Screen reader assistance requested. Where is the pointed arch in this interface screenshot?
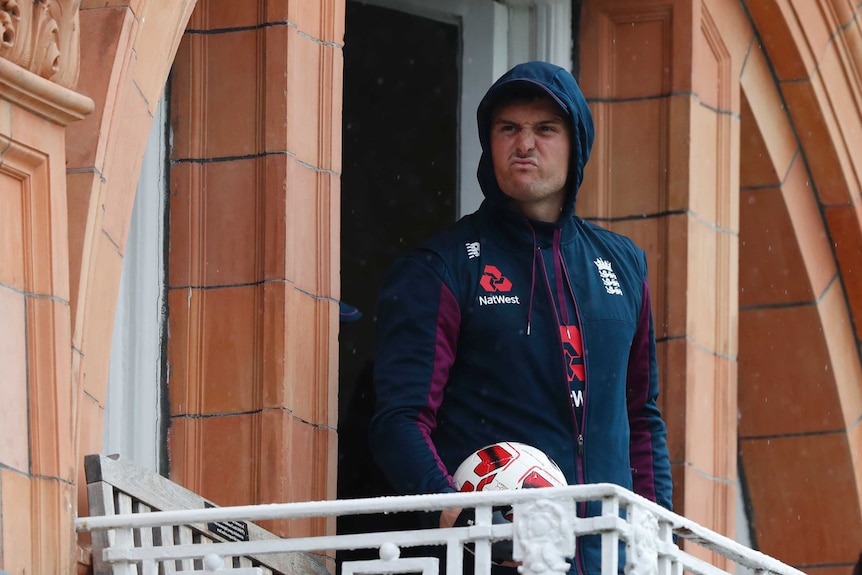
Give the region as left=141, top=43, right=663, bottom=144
left=737, top=1, right=862, bottom=570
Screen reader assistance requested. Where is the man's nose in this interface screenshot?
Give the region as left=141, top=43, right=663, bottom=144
left=514, top=128, right=535, bottom=153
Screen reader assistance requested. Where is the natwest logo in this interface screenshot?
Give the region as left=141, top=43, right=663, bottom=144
left=479, top=265, right=512, bottom=293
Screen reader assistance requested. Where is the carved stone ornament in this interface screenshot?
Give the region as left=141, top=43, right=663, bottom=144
left=0, top=0, right=80, bottom=88
left=512, top=498, right=576, bottom=575
left=625, top=505, right=660, bottom=575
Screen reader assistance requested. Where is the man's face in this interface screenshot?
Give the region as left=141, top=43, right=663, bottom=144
left=490, top=96, right=571, bottom=222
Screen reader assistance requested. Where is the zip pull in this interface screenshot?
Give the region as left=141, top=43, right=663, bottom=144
left=577, top=434, right=584, bottom=456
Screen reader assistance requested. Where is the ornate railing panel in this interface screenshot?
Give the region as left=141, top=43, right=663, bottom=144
left=76, top=483, right=806, bottom=575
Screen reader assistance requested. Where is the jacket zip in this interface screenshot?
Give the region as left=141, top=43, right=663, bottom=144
left=552, top=240, right=590, bottom=575
left=535, top=229, right=589, bottom=575
left=536, top=245, right=586, bottom=461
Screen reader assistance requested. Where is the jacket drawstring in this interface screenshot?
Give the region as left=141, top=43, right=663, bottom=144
left=526, top=223, right=538, bottom=336
left=527, top=223, right=574, bottom=335
left=552, top=228, right=571, bottom=336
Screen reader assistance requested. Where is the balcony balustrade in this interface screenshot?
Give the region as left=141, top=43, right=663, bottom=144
left=75, top=482, right=806, bottom=575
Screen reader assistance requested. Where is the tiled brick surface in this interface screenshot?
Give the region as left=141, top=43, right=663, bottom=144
left=284, top=159, right=332, bottom=293
left=133, top=1, right=198, bottom=114
left=782, top=157, right=839, bottom=297
left=65, top=170, right=99, bottom=322
left=740, top=50, right=799, bottom=181
left=0, top=288, right=28, bottom=472
left=283, top=286, right=331, bottom=425
left=739, top=93, right=782, bottom=189
left=263, top=155, right=289, bottom=280
left=169, top=413, right=259, bottom=506
left=261, top=283, right=287, bottom=410
left=0, top=173, right=26, bottom=290
left=739, top=184, right=816, bottom=307
left=188, top=0, right=260, bottom=30
left=27, top=296, right=75, bottom=480
left=676, top=465, right=735, bottom=569
left=741, top=432, right=862, bottom=565
left=746, top=1, right=812, bottom=81
left=69, top=5, right=138, bottom=171
left=739, top=303, right=842, bottom=437
left=781, top=77, right=852, bottom=207
left=201, top=30, right=260, bottom=158
left=825, top=202, right=862, bottom=327
left=168, top=284, right=261, bottom=415
left=77, top=233, right=124, bottom=402
left=1, top=468, right=35, bottom=574
left=263, top=23, right=291, bottom=153
left=286, top=30, right=323, bottom=165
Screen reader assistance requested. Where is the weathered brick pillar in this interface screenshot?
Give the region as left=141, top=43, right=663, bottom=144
left=579, top=0, right=741, bottom=566
left=167, top=1, right=343, bottom=545
left=0, top=2, right=93, bottom=573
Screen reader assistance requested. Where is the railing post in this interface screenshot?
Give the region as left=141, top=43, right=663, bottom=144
left=512, top=498, right=576, bottom=575
left=601, top=495, right=621, bottom=575
left=657, top=518, right=674, bottom=575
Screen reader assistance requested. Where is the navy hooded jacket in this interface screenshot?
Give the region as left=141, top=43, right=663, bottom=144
left=369, top=62, right=672, bottom=574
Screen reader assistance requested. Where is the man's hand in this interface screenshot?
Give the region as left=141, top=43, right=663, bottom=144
left=440, top=507, right=463, bottom=528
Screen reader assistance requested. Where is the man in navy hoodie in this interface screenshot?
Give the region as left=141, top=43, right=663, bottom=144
left=369, top=61, right=673, bottom=574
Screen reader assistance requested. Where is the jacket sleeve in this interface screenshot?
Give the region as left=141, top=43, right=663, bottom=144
left=626, top=255, right=673, bottom=511
left=369, top=250, right=461, bottom=495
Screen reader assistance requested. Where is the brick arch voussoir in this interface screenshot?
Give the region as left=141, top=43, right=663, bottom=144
left=744, top=0, right=862, bottom=354
left=68, top=0, right=197, bottom=523
left=737, top=4, right=862, bottom=567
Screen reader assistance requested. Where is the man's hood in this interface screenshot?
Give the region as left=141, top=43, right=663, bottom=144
left=476, top=61, right=594, bottom=222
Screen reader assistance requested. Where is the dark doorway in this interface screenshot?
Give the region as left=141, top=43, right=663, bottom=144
left=337, top=0, right=459, bottom=559
left=337, top=0, right=460, bottom=518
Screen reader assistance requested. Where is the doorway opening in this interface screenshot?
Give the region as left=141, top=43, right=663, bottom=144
left=337, top=0, right=460, bottom=541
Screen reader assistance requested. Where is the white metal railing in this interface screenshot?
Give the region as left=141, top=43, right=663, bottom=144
left=75, top=483, right=806, bottom=575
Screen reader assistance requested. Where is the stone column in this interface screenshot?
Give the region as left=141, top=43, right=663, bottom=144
left=0, top=2, right=93, bottom=573
left=166, top=1, right=342, bottom=542
left=579, top=0, right=740, bottom=567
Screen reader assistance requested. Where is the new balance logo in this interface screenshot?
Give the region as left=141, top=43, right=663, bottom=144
left=479, top=265, right=512, bottom=293
left=466, top=242, right=480, bottom=259
left=594, top=257, right=623, bottom=296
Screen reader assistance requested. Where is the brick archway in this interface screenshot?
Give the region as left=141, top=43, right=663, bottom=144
left=738, top=2, right=862, bottom=572
left=68, top=1, right=198, bottom=569
left=70, top=3, right=345, bottom=568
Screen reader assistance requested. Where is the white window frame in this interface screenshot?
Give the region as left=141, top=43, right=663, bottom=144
left=104, top=93, right=168, bottom=473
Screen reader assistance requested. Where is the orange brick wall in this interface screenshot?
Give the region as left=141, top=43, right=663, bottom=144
left=165, top=1, right=343, bottom=542
left=0, top=1, right=861, bottom=574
